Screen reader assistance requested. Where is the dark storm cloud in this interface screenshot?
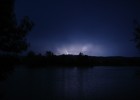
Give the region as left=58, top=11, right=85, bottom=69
left=15, top=0, right=140, bottom=56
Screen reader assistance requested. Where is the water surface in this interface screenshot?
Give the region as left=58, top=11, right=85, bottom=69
left=1, top=66, right=140, bottom=100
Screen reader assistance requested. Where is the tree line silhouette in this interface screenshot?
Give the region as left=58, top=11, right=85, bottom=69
left=22, top=51, right=140, bottom=67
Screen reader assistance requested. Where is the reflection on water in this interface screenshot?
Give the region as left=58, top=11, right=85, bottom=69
left=1, top=66, right=140, bottom=100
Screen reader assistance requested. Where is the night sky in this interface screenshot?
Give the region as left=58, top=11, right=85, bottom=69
left=15, top=0, right=140, bottom=56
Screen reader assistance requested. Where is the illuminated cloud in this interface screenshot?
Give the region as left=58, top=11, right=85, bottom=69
left=56, top=43, right=105, bottom=56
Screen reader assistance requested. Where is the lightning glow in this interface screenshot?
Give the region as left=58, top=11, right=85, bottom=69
left=56, top=43, right=105, bottom=56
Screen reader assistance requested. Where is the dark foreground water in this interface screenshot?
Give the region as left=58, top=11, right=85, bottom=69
left=0, top=66, right=140, bottom=100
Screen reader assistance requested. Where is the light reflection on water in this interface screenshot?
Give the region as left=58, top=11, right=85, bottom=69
left=1, top=66, right=140, bottom=100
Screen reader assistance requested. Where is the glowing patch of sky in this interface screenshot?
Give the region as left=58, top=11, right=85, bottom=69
left=56, top=43, right=105, bottom=56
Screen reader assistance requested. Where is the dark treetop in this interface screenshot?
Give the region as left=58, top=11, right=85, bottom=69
left=0, top=0, right=33, bottom=54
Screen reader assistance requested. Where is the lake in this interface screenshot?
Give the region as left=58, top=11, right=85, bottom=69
left=0, top=66, right=140, bottom=100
